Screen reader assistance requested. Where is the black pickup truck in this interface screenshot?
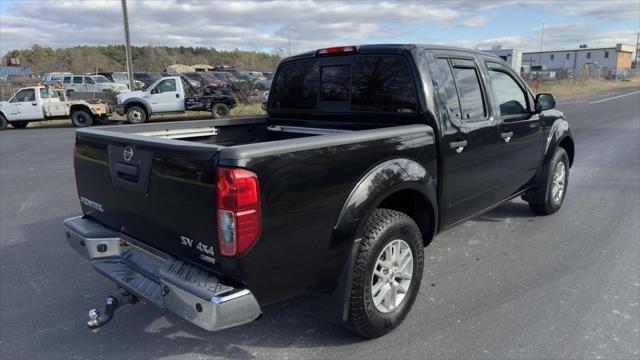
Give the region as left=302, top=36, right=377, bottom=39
left=64, top=44, right=574, bottom=338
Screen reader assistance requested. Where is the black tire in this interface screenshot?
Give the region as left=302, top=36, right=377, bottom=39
left=346, top=208, right=424, bottom=338
left=126, top=106, right=147, bottom=124
left=0, top=113, right=7, bottom=130
left=71, top=110, right=93, bottom=127
left=211, top=103, right=230, bottom=119
left=10, top=121, right=28, bottom=129
left=528, top=147, right=569, bottom=215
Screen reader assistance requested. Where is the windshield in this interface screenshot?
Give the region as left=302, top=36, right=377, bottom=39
left=112, top=72, right=128, bottom=81
left=94, top=75, right=111, bottom=83
left=268, top=54, right=418, bottom=113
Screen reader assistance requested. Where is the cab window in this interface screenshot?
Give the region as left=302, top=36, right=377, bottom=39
left=154, top=79, right=177, bottom=93
left=12, top=89, right=36, bottom=102
left=487, top=69, right=528, bottom=116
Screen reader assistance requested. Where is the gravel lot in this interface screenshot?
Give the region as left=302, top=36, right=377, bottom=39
left=1, top=87, right=638, bottom=359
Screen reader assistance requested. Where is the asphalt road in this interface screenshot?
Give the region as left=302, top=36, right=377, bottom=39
left=1, top=87, right=639, bottom=359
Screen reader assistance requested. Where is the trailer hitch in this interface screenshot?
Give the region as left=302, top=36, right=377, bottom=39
left=87, top=289, right=138, bottom=332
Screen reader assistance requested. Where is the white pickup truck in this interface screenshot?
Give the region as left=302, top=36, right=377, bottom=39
left=114, top=76, right=237, bottom=124
left=0, top=86, right=112, bottom=129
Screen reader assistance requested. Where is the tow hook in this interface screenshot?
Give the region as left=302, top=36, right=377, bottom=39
left=87, top=289, right=138, bottom=332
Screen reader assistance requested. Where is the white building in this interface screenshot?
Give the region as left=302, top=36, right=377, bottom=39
left=483, top=47, right=523, bottom=70
left=522, top=44, right=634, bottom=73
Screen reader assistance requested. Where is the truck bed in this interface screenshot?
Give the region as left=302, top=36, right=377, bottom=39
left=74, top=116, right=435, bottom=303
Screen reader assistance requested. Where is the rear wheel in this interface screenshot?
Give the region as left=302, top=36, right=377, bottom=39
left=346, top=208, right=424, bottom=338
left=10, top=121, right=28, bottom=129
left=528, top=147, right=569, bottom=215
left=126, top=106, right=147, bottom=124
left=71, top=110, right=93, bottom=127
left=211, top=103, right=230, bottom=119
left=0, top=114, right=7, bottom=130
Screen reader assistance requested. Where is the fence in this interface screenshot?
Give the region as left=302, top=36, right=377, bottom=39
left=522, top=67, right=640, bottom=81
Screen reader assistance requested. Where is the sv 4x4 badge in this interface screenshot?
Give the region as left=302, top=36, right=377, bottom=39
left=180, top=236, right=215, bottom=257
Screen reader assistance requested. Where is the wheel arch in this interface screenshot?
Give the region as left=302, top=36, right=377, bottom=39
left=123, top=99, right=151, bottom=116
left=69, top=104, right=92, bottom=114
left=558, top=136, right=574, bottom=167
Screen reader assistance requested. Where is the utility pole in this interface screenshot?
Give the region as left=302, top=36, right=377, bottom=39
left=536, top=23, right=545, bottom=91
left=635, top=32, right=639, bottom=69
left=121, top=0, right=135, bottom=90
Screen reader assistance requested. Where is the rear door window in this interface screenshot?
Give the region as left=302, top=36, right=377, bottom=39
left=63, top=76, right=71, bottom=84
left=450, top=60, right=486, bottom=120
left=73, top=76, right=83, bottom=84
left=433, top=58, right=462, bottom=120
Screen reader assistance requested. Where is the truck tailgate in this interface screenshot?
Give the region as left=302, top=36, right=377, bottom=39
left=74, top=130, right=222, bottom=268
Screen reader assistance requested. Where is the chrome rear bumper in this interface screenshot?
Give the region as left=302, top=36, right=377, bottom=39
left=63, top=216, right=261, bottom=331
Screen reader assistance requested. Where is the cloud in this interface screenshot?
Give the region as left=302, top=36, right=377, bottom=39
left=0, top=0, right=637, bottom=57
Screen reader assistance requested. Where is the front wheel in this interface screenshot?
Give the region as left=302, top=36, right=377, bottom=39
left=528, top=147, right=569, bottom=215
left=346, top=208, right=424, bottom=338
left=126, top=106, right=147, bottom=124
left=71, top=110, right=93, bottom=127
left=211, top=103, right=230, bottom=119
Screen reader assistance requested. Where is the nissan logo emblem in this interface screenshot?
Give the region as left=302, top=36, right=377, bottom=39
left=123, top=146, right=134, bottom=162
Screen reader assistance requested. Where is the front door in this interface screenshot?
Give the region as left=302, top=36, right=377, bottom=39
left=484, top=62, right=545, bottom=198
left=148, top=78, right=183, bottom=112
left=432, top=56, right=502, bottom=226
left=13, top=88, right=42, bottom=120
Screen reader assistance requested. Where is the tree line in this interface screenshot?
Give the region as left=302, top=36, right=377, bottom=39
left=3, top=44, right=283, bottom=75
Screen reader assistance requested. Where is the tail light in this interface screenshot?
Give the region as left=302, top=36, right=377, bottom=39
left=316, top=46, right=358, bottom=56
left=217, top=167, right=261, bottom=257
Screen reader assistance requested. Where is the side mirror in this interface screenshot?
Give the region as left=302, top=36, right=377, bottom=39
left=535, top=93, right=556, bottom=112
left=150, top=87, right=158, bottom=94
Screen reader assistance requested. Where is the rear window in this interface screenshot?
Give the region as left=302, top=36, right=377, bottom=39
left=268, top=55, right=417, bottom=113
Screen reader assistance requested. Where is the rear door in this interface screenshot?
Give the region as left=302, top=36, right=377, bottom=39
left=484, top=61, right=544, bottom=198
left=148, top=78, right=184, bottom=112
left=431, top=55, right=502, bottom=226
left=72, top=76, right=86, bottom=92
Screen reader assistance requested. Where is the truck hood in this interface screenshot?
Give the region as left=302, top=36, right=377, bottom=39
left=117, top=90, right=146, bottom=103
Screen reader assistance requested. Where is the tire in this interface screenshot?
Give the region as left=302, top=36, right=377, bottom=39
left=10, top=121, right=28, bottom=129
left=71, top=110, right=93, bottom=127
left=528, top=147, right=569, bottom=215
left=0, top=114, right=7, bottom=130
left=211, top=103, right=230, bottom=119
left=346, top=208, right=424, bottom=338
left=126, top=106, right=147, bottom=124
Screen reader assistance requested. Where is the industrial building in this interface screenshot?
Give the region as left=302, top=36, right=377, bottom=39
left=522, top=43, right=634, bottom=74
left=483, top=47, right=523, bottom=70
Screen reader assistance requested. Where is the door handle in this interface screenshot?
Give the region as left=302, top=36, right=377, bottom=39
left=450, top=140, right=468, bottom=153
left=175, top=94, right=179, bottom=98
left=501, top=131, right=513, bottom=143
left=31, top=101, right=37, bottom=106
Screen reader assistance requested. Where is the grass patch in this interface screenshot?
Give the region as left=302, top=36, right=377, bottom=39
left=528, top=78, right=640, bottom=98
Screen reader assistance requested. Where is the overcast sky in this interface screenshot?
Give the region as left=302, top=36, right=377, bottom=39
left=0, top=0, right=638, bottom=56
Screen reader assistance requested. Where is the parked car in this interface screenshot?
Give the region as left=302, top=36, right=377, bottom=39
left=182, top=72, right=226, bottom=89
left=98, top=72, right=145, bottom=90
left=62, top=74, right=128, bottom=93
left=114, top=75, right=237, bottom=123
left=42, top=72, right=72, bottom=85
left=65, top=44, right=574, bottom=338
left=133, top=72, right=162, bottom=89
left=0, top=85, right=112, bottom=129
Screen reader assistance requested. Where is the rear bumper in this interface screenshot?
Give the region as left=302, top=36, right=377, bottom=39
left=63, top=216, right=261, bottom=331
